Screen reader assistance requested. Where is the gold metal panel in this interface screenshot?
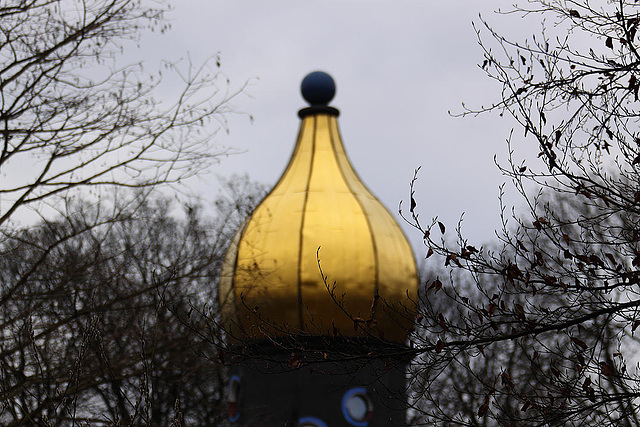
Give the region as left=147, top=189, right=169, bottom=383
left=298, top=115, right=376, bottom=336
left=233, top=118, right=314, bottom=335
left=327, top=118, right=418, bottom=339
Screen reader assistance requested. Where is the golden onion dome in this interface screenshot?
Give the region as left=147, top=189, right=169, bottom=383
left=219, top=72, right=418, bottom=343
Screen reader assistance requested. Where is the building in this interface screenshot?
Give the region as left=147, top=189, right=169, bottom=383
left=219, top=72, right=418, bottom=426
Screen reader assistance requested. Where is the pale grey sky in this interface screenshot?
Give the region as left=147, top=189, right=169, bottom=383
left=135, top=1, right=542, bottom=254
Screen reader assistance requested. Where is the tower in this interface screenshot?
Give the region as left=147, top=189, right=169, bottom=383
left=219, top=72, right=418, bottom=426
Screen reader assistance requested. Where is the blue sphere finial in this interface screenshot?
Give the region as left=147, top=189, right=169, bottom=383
left=301, top=71, right=336, bottom=106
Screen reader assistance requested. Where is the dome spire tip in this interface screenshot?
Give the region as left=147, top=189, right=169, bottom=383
left=301, top=71, right=336, bottom=106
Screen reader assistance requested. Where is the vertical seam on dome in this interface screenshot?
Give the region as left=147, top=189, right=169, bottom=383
left=228, top=112, right=308, bottom=338
left=229, top=236, right=241, bottom=335
left=327, top=117, right=380, bottom=300
left=219, top=218, right=247, bottom=340
left=297, top=116, right=316, bottom=332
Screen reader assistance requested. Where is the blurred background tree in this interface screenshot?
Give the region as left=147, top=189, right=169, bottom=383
left=0, top=0, right=261, bottom=425
left=0, top=177, right=265, bottom=426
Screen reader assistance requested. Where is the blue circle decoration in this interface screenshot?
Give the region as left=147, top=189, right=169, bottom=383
left=301, top=71, right=336, bottom=106
left=341, top=387, right=372, bottom=427
left=297, top=416, right=329, bottom=427
left=227, top=375, right=241, bottom=422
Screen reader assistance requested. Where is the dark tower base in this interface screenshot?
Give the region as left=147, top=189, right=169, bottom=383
left=226, top=337, right=411, bottom=427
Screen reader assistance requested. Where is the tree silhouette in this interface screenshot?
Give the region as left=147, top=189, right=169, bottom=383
left=0, top=177, right=266, bottom=425
left=0, top=0, right=242, bottom=227
left=407, top=1, right=640, bottom=425
left=0, top=1, right=252, bottom=424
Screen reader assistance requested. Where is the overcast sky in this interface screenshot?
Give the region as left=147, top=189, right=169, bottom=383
left=137, top=1, right=542, bottom=256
